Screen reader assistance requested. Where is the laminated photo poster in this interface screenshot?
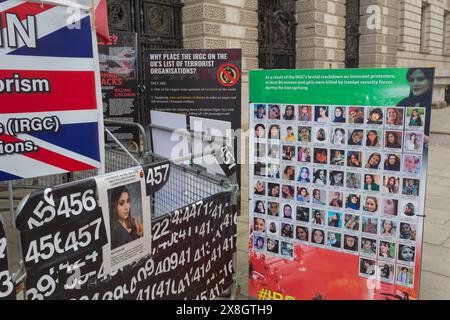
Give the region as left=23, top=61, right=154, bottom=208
left=248, top=68, right=434, bottom=300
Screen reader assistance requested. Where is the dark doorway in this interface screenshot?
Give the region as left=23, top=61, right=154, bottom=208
left=258, top=0, right=297, bottom=69
left=445, top=85, right=450, bottom=105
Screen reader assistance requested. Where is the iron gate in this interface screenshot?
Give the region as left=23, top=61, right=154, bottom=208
left=258, top=0, right=296, bottom=69
left=107, top=0, right=183, bottom=123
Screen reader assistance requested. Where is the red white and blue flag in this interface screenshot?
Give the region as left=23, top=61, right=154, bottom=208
left=0, top=0, right=103, bottom=181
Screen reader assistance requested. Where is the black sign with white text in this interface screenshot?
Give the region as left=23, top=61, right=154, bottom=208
left=0, top=219, right=15, bottom=300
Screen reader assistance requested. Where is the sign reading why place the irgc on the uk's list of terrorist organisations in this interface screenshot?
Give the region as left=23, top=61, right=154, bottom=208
left=0, top=0, right=103, bottom=182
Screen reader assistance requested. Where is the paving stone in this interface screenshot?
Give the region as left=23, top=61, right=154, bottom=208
left=422, top=243, right=450, bottom=277
left=423, top=223, right=450, bottom=246
left=420, top=271, right=450, bottom=300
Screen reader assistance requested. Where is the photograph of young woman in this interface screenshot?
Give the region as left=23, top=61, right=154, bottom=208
left=398, top=245, right=415, bottom=263
left=331, top=128, right=346, bottom=146
left=385, top=131, right=403, bottom=149
left=254, top=181, right=266, bottom=196
left=283, top=165, right=295, bottom=181
left=268, top=104, right=281, bottom=120
left=400, top=222, right=416, bottom=241
left=360, top=258, right=376, bottom=276
left=364, top=174, right=380, bottom=191
left=315, top=106, right=330, bottom=122
left=330, top=149, right=345, bottom=166
left=326, top=232, right=342, bottom=249
left=384, top=154, right=401, bottom=171
left=346, top=172, right=361, bottom=189
left=332, top=106, right=346, bottom=123
left=380, top=219, right=397, bottom=237
left=296, top=187, right=310, bottom=203
left=298, top=147, right=312, bottom=162
left=344, top=214, right=360, bottom=231
left=403, top=155, right=421, bottom=174
left=365, top=153, right=382, bottom=170
left=398, top=68, right=434, bottom=111
left=362, top=217, right=378, bottom=235
left=386, top=108, right=404, bottom=126
left=254, top=104, right=266, bottom=120
left=349, top=107, right=365, bottom=124
left=345, top=194, right=360, bottom=211
left=282, top=185, right=295, bottom=200
left=384, top=176, right=399, bottom=194
left=297, top=166, right=311, bottom=183
left=312, top=189, right=326, bottom=206
left=296, top=226, right=309, bottom=242
left=296, top=206, right=310, bottom=222
left=314, top=127, right=328, bottom=143
left=253, top=217, right=266, bottom=233
left=267, top=238, right=279, bottom=254
left=347, top=151, right=362, bottom=168
left=366, top=130, right=381, bottom=148
left=328, top=211, right=342, bottom=228
left=329, top=192, right=343, bottom=208
left=268, top=202, right=280, bottom=217
left=313, top=169, right=327, bottom=186
left=344, top=235, right=359, bottom=252
left=281, top=223, right=294, bottom=238
left=282, top=145, right=295, bottom=161
left=383, top=199, right=399, bottom=216
left=311, top=209, right=325, bottom=225
left=283, top=126, right=296, bottom=142
left=298, top=126, right=312, bottom=142
left=406, top=108, right=425, bottom=128
left=402, top=178, right=419, bottom=196
left=348, top=129, right=364, bottom=146
left=254, top=200, right=266, bottom=214
left=269, top=125, right=280, bottom=140
left=299, top=105, right=312, bottom=122
left=255, top=124, right=266, bottom=139
left=379, top=241, right=395, bottom=260
left=367, top=108, right=383, bottom=125
left=361, top=238, right=376, bottom=256
left=363, top=196, right=378, bottom=213
left=329, top=171, right=344, bottom=187
left=404, top=132, right=423, bottom=152
left=283, top=105, right=295, bottom=120
left=283, top=204, right=293, bottom=219
left=253, top=236, right=265, bottom=250
left=311, top=229, right=325, bottom=245
left=109, top=185, right=144, bottom=251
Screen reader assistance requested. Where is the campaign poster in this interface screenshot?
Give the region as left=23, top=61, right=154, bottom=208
left=0, top=217, right=15, bottom=300
left=144, top=49, right=241, bottom=179
left=95, top=166, right=153, bottom=274
left=0, top=1, right=103, bottom=182
left=248, top=68, right=434, bottom=300
left=98, top=32, right=139, bottom=148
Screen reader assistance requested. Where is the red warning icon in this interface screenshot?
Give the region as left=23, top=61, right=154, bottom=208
left=217, top=63, right=240, bottom=87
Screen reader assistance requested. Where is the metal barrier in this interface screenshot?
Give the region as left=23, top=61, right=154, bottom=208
left=3, top=120, right=238, bottom=300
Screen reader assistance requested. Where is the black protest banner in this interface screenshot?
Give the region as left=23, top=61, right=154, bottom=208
left=98, top=32, right=139, bottom=147
left=0, top=218, right=15, bottom=300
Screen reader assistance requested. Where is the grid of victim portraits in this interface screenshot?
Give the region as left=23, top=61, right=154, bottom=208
left=251, top=103, right=426, bottom=286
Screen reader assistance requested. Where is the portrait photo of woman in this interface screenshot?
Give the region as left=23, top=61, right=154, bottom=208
left=267, top=163, right=280, bottom=179
left=297, top=166, right=311, bottom=183
left=253, top=236, right=265, bottom=250
left=298, top=126, right=312, bottom=142
left=311, top=229, right=325, bottom=245
left=328, top=211, right=342, bottom=228
left=363, top=196, right=379, bottom=214
left=347, top=151, right=362, bottom=168
left=254, top=200, right=266, bottom=214
left=400, top=222, right=417, bottom=241
left=283, top=204, right=293, bottom=219
left=312, top=189, right=326, bottom=206
left=267, top=238, right=279, bottom=254
left=345, top=194, right=361, bottom=211
left=282, top=185, right=295, bottom=200
left=296, top=187, right=310, bottom=203
left=283, top=126, right=297, bottom=143
left=268, top=144, right=280, bottom=159
left=298, top=105, right=312, bottom=122
left=362, top=217, right=378, bottom=235
left=396, top=266, right=414, bottom=287
left=346, top=172, right=361, bottom=189
left=348, top=129, right=364, bottom=146
left=402, top=178, right=420, bottom=196
left=383, top=176, right=400, bottom=194
left=268, top=202, right=280, bottom=217
left=328, top=192, right=343, bottom=208
left=379, top=241, right=395, bottom=260
left=404, top=131, right=424, bottom=152
left=281, top=223, right=294, bottom=238
left=315, top=106, right=330, bottom=122
left=398, top=245, right=416, bottom=263
left=385, top=131, right=403, bottom=149
left=268, top=221, right=278, bottom=236
left=298, top=147, right=312, bottom=162
left=398, top=68, right=434, bottom=110
left=402, top=201, right=417, bottom=217
left=314, top=148, right=328, bottom=165
left=380, top=219, right=397, bottom=237
left=296, top=226, right=310, bottom=242
left=403, top=155, right=422, bottom=175
left=314, top=127, right=328, bottom=144
left=283, top=165, right=295, bottom=181
left=283, top=105, right=295, bottom=120
left=282, top=145, right=295, bottom=161
left=313, top=169, right=327, bottom=186
left=330, top=149, right=345, bottom=166
left=386, top=107, right=404, bottom=126
left=254, top=180, right=266, bottom=196
left=360, top=258, right=376, bottom=276
left=268, top=104, right=281, bottom=120
left=364, top=174, right=380, bottom=192
left=367, top=108, right=384, bottom=125
left=269, top=125, right=280, bottom=140
left=378, top=262, right=394, bottom=282
left=383, top=199, right=399, bottom=216
left=268, top=183, right=280, bottom=198
left=331, top=128, right=346, bottom=146
left=365, top=152, right=382, bottom=170
left=253, top=217, right=266, bottom=233
left=329, top=170, right=344, bottom=187
left=344, top=235, right=359, bottom=252
left=361, top=238, right=376, bottom=256
left=109, top=184, right=144, bottom=251
left=366, top=130, right=381, bottom=148
left=384, top=154, right=401, bottom=172
left=311, top=209, right=325, bottom=225
left=406, top=107, right=425, bottom=129
left=344, top=213, right=360, bottom=231
left=255, top=124, right=266, bottom=139
left=254, top=104, right=266, bottom=120
left=332, top=106, right=346, bottom=123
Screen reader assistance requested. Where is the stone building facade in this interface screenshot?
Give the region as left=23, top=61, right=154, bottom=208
left=182, top=0, right=450, bottom=122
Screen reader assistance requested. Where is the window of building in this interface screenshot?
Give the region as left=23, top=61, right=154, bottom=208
left=444, top=11, right=450, bottom=55
left=420, top=3, right=431, bottom=52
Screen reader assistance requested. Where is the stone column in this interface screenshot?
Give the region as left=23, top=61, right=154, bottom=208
left=359, top=0, right=399, bottom=67
left=296, top=0, right=347, bottom=69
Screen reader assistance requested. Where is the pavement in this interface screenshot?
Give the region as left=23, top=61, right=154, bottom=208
left=1, top=107, right=450, bottom=300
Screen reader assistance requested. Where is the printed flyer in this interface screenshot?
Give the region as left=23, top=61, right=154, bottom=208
left=248, top=68, right=434, bottom=300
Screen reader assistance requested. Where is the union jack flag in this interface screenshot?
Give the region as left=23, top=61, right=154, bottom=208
left=0, top=0, right=103, bottom=181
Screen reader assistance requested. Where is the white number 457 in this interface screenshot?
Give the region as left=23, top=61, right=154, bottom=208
left=147, top=164, right=170, bottom=186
